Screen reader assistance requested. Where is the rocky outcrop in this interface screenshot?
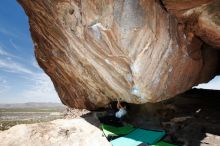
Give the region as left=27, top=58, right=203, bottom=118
left=162, top=0, right=220, bottom=48
left=0, top=118, right=110, bottom=146
left=18, top=0, right=220, bottom=109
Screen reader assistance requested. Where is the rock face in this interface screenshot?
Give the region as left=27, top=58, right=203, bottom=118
left=162, top=0, right=220, bottom=48
left=18, top=0, right=220, bottom=109
left=0, top=118, right=110, bottom=146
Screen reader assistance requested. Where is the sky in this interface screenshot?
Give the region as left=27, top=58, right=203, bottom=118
left=0, top=0, right=60, bottom=103
left=196, top=76, right=220, bottom=90
left=0, top=1, right=219, bottom=104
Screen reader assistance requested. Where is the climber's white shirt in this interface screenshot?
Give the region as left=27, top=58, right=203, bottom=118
left=115, top=108, right=127, bottom=118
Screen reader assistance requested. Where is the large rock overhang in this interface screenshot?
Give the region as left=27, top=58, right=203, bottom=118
left=18, top=0, right=220, bottom=109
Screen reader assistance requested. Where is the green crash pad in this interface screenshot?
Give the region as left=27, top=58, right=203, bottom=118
left=111, top=128, right=166, bottom=146
left=101, top=124, right=135, bottom=137
left=152, top=141, right=177, bottom=146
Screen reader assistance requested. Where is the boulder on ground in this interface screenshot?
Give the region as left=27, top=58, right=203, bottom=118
left=0, top=118, right=110, bottom=146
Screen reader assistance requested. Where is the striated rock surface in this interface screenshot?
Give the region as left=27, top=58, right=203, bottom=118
left=18, top=0, right=220, bottom=109
left=0, top=118, right=110, bottom=146
left=162, top=0, right=220, bottom=48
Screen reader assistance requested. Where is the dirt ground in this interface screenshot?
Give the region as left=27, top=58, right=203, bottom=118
left=0, top=107, right=65, bottom=131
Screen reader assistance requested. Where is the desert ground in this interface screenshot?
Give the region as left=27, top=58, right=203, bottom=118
left=0, top=103, right=66, bottom=131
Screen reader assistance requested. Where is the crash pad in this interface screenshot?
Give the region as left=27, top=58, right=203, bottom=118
left=101, top=124, right=135, bottom=137
left=111, top=128, right=166, bottom=146
left=152, top=141, right=177, bottom=146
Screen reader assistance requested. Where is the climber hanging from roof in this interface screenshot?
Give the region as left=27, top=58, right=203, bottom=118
left=115, top=99, right=127, bottom=119
left=98, top=98, right=128, bottom=126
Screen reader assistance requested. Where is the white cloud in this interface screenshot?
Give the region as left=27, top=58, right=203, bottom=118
left=0, top=27, right=18, bottom=38
left=9, top=39, right=21, bottom=50
left=0, top=56, right=60, bottom=103
left=0, top=59, right=35, bottom=75
left=0, top=44, right=19, bottom=58
left=195, top=76, right=220, bottom=90
left=0, top=46, right=15, bottom=57
left=0, top=44, right=35, bottom=75
left=0, top=46, right=10, bottom=56
left=0, top=77, right=9, bottom=93
left=21, top=73, right=60, bottom=102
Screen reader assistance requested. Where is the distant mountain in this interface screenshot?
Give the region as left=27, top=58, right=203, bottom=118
left=0, top=102, right=66, bottom=109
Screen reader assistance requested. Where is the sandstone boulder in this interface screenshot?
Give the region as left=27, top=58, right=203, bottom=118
left=18, top=0, right=220, bottom=109
left=0, top=118, right=110, bottom=146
